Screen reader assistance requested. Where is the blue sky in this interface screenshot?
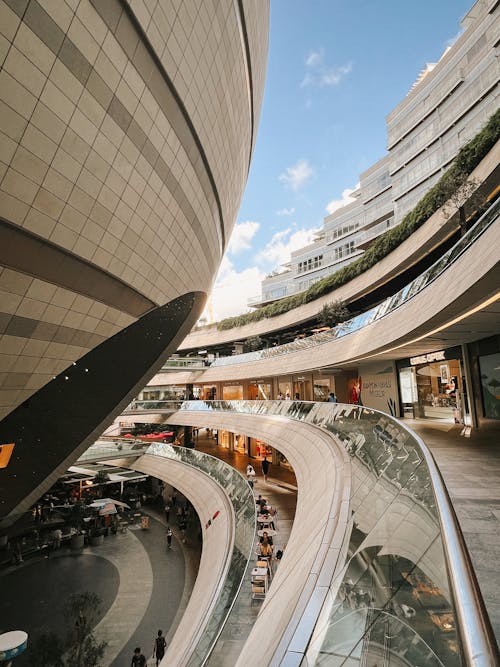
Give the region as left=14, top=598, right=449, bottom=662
left=204, top=0, right=473, bottom=322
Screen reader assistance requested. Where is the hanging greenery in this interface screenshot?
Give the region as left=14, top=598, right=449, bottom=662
left=217, top=109, right=500, bottom=331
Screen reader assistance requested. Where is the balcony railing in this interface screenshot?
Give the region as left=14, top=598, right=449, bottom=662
left=123, top=400, right=498, bottom=665
left=212, top=199, right=498, bottom=368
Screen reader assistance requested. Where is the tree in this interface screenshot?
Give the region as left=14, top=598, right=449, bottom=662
left=442, top=169, right=481, bottom=235
left=243, top=335, right=264, bottom=352
left=69, top=501, right=87, bottom=534
left=65, top=592, right=107, bottom=667
left=94, top=471, right=110, bottom=485
left=320, top=300, right=349, bottom=328
left=28, top=593, right=107, bottom=667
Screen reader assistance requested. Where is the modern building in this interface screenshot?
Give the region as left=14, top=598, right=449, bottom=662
left=0, top=2, right=499, bottom=666
left=0, top=0, right=269, bottom=521
left=253, top=0, right=498, bottom=307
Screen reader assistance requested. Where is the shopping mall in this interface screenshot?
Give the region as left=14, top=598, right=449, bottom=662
left=0, top=1, right=499, bottom=666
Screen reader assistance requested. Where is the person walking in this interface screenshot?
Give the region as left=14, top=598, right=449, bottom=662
left=327, top=391, right=338, bottom=403
left=164, top=503, right=171, bottom=523
left=131, top=647, right=146, bottom=667
left=166, top=526, right=173, bottom=550
left=261, top=457, right=270, bottom=482
left=246, top=463, right=256, bottom=487
left=153, top=629, right=166, bottom=666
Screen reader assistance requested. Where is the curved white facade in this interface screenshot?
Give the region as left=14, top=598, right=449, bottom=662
left=0, top=0, right=269, bottom=420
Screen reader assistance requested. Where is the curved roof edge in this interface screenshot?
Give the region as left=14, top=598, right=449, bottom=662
left=180, top=140, right=499, bottom=350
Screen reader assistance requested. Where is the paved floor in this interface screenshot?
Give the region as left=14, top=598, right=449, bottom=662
left=0, top=503, right=201, bottom=667
left=406, top=419, right=500, bottom=644
left=1, top=552, right=119, bottom=667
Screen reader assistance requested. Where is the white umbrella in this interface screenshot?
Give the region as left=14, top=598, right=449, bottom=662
left=89, top=498, right=130, bottom=515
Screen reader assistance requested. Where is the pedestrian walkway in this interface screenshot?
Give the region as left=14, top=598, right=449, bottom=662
left=405, top=419, right=500, bottom=643
left=194, top=435, right=297, bottom=666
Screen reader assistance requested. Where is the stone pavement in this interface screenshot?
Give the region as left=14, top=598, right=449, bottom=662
left=0, top=503, right=200, bottom=667
left=406, top=419, right=500, bottom=644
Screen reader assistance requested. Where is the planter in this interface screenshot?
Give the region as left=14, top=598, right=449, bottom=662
left=89, top=534, right=104, bottom=547
left=70, top=534, right=85, bottom=550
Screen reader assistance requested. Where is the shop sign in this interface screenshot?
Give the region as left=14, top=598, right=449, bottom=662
left=410, top=350, right=446, bottom=366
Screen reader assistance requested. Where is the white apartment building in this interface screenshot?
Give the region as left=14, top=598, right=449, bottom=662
left=254, top=0, right=498, bottom=307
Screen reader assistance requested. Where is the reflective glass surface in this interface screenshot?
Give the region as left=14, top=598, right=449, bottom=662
left=163, top=400, right=465, bottom=666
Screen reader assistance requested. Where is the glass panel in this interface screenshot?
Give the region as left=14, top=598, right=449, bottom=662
left=137, top=400, right=466, bottom=666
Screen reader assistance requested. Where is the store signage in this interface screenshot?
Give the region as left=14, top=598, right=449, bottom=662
left=410, top=350, right=446, bottom=366
left=0, top=443, right=15, bottom=469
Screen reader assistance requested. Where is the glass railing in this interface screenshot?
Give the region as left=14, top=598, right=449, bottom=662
left=144, top=442, right=256, bottom=667
left=161, top=357, right=210, bottom=369
left=77, top=439, right=150, bottom=462
left=211, top=199, right=499, bottom=368
left=160, top=400, right=496, bottom=665
left=79, top=437, right=256, bottom=666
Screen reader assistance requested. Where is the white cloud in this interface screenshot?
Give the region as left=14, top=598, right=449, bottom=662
left=300, top=72, right=314, bottom=88
left=202, top=255, right=265, bottom=320
left=276, top=207, right=295, bottom=216
left=306, top=50, right=323, bottom=67
left=320, top=63, right=352, bottom=86
left=301, top=47, right=352, bottom=88
left=325, top=185, right=358, bottom=215
left=257, top=226, right=319, bottom=268
left=279, top=159, right=313, bottom=191
left=227, top=220, right=260, bottom=254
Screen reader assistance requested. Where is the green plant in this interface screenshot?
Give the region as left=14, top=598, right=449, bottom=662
left=28, top=593, right=107, bottom=667
left=243, top=335, right=264, bottom=352
left=69, top=501, right=87, bottom=534
left=94, top=471, right=110, bottom=485
left=216, top=109, right=500, bottom=331
left=65, top=592, right=107, bottom=667
left=320, top=300, right=349, bottom=327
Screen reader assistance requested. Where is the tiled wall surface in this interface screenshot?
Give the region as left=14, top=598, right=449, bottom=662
left=0, top=0, right=269, bottom=419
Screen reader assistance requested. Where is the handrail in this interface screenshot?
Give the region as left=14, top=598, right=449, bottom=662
left=131, top=400, right=499, bottom=666
left=209, top=199, right=499, bottom=368
left=142, top=443, right=256, bottom=666
left=400, top=421, right=499, bottom=666
left=78, top=439, right=256, bottom=667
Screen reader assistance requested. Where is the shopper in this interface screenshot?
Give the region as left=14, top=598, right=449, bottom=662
left=164, top=503, right=171, bottom=523
left=153, top=629, right=166, bottom=666
left=261, top=457, right=270, bottom=482
left=327, top=392, right=338, bottom=403
left=246, top=463, right=256, bottom=486
left=166, top=526, right=172, bottom=550
left=131, top=647, right=146, bottom=667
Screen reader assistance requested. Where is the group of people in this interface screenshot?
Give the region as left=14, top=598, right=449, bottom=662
left=246, top=456, right=271, bottom=486
left=276, top=391, right=301, bottom=400
left=131, top=629, right=166, bottom=666
left=165, top=490, right=193, bottom=549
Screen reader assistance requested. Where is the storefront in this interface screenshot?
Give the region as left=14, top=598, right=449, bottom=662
left=248, top=380, right=272, bottom=400
left=312, top=374, right=334, bottom=401
left=249, top=437, right=272, bottom=459
left=397, top=347, right=468, bottom=422
left=222, top=383, right=243, bottom=400
left=194, top=385, right=217, bottom=400
left=466, top=335, right=500, bottom=426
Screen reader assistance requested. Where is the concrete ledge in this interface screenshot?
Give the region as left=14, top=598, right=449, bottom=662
left=131, top=454, right=235, bottom=667
left=161, top=410, right=352, bottom=665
